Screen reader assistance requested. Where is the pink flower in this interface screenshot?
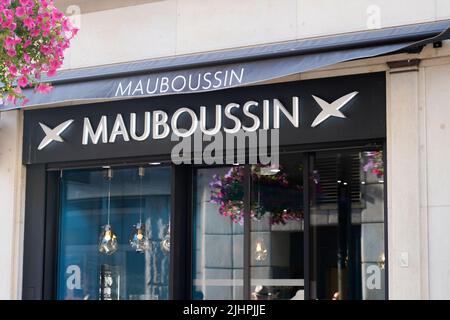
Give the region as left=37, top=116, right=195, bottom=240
left=49, top=59, right=60, bottom=70
left=40, top=45, right=51, bottom=55
left=14, top=87, right=22, bottom=95
left=52, top=10, right=63, bottom=20
left=21, top=66, right=31, bottom=75
left=23, top=52, right=31, bottom=63
left=36, top=83, right=53, bottom=94
left=21, top=98, right=30, bottom=107
left=62, top=18, right=74, bottom=32
left=41, top=22, right=50, bottom=33
left=47, top=69, right=57, bottom=77
left=4, top=36, right=17, bottom=49
left=6, top=48, right=16, bottom=57
left=20, top=0, right=33, bottom=6
left=25, top=6, right=34, bottom=15
left=23, top=17, right=35, bottom=30
left=18, top=76, right=28, bottom=88
left=7, top=94, right=17, bottom=104
left=30, top=28, right=40, bottom=37
left=1, top=0, right=77, bottom=105
left=23, top=39, right=31, bottom=49
left=8, top=65, right=18, bottom=76
left=40, top=0, right=49, bottom=8
left=2, top=9, right=13, bottom=20
left=15, top=6, right=26, bottom=17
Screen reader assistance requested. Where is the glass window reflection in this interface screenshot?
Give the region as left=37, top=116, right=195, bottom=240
left=193, top=167, right=244, bottom=300
left=250, top=158, right=305, bottom=300
left=57, top=166, right=171, bottom=300
left=309, top=150, right=386, bottom=300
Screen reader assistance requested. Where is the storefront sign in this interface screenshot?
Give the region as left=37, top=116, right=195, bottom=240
left=23, top=73, right=386, bottom=164
left=114, top=67, right=245, bottom=98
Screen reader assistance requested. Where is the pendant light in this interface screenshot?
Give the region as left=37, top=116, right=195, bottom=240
left=255, top=237, right=268, bottom=261
left=99, top=168, right=118, bottom=255
left=130, top=167, right=149, bottom=252
left=161, top=222, right=170, bottom=254
left=254, top=173, right=268, bottom=262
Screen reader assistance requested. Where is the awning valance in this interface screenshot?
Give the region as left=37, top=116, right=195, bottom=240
left=2, top=20, right=450, bottom=110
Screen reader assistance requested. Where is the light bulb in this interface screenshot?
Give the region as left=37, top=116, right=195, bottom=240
left=255, top=238, right=268, bottom=261
left=130, top=222, right=149, bottom=252
left=161, top=233, right=170, bottom=254
left=99, top=224, right=118, bottom=255
left=160, top=224, right=170, bottom=254
left=378, top=253, right=386, bottom=270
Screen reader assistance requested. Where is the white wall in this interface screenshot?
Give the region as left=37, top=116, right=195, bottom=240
left=0, top=110, right=25, bottom=300
left=57, top=0, right=450, bottom=69
left=421, top=58, right=450, bottom=299
left=386, top=63, right=425, bottom=299
left=384, top=48, right=450, bottom=300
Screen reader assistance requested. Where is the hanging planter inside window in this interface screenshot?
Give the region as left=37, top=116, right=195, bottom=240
left=209, top=165, right=303, bottom=225
left=362, top=151, right=384, bottom=178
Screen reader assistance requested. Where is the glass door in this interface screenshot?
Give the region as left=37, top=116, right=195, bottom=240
left=250, top=155, right=305, bottom=300
left=308, top=149, right=386, bottom=300
left=193, top=155, right=306, bottom=300
left=193, top=166, right=245, bottom=300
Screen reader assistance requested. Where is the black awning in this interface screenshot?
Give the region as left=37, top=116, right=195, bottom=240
left=2, top=20, right=450, bottom=110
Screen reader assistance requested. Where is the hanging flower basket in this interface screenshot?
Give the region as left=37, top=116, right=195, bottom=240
left=209, top=165, right=303, bottom=225
left=362, top=151, right=384, bottom=178
left=0, top=0, right=78, bottom=105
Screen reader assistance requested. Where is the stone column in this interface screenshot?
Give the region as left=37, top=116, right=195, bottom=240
left=0, top=110, right=25, bottom=299
left=386, top=59, right=428, bottom=299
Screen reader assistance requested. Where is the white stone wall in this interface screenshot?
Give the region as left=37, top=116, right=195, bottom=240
left=380, top=46, right=450, bottom=300
left=56, top=0, right=450, bottom=69
left=0, top=110, right=25, bottom=300
left=420, top=57, right=450, bottom=300
left=386, top=63, right=425, bottom=299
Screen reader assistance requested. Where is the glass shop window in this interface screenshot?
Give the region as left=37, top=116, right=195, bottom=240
left=193, top=160, right=305, bottom=300
left=193, top=166, right=244, bottom=300
left=250, top=157, right=305, bottom=300
left=193, top=148, right=386, bottom=300
left=57, top=166, right=171, bottom=300
left=309, top=150, right=386, bottom=300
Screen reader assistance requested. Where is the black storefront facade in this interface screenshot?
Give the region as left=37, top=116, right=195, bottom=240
left=21, top=71, right=388, bottom=300
left=17, top=21, right=450, bottom=301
